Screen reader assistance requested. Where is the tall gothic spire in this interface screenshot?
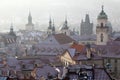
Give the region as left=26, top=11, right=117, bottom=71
left=26, top=11, right=34, bottom=31
left=102, top=5, right=104, bottom=11
left=10, top=23, right=13, bottom=32
left=52, top=19, right=55, bottom=32
left=49, top=16, right=52, bottom=23
left=64, top=16, right=68, bottom=29
left=48, top=16, right=52, bottom=29
left=65, top=16, right=67, bottom=24
left=28, top=11, right=32, bottom=24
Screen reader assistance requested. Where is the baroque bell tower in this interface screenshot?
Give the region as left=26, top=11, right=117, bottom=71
left=96, top=5, right=109, bottom=45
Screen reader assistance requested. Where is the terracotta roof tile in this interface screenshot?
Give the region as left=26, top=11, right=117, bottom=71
left=53, top=33, right=76, bottom=44
left=70, top=43, right=84, bottom=52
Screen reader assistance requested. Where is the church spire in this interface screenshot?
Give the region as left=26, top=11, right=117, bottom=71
left=102, top=5, right=104, bottom=11
left=28, top=11, right=32, bottom=24
left=49, top=16, right=52, bottom=23
left=9, top=23, right=16, bottom=37
left=64, top=16, right=68, bottom=29
left=10, top=23, right=13, bottom=32
left=52, top=19, right=55, bottom=32
left=48, top=16, right=52, bottom=29
left=65, top=16, right=67, bottom=24
left=26, top=11, right=34, bottom=31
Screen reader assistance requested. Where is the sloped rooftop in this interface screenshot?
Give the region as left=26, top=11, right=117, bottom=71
left=53, top=33, right=76, bottom=45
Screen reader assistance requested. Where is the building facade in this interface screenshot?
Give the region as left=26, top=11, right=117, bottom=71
left=96, top=6, right=109, bottom=45
left=80, top=14, right=93, bottom=36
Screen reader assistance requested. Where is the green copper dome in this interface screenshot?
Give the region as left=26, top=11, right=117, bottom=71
left=97, top=6, right=108, bottom=19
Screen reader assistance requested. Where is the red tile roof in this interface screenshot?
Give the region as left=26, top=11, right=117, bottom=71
left=70, top=43, right=84, bottom=52
left=53, top=33, right=76, bottom=44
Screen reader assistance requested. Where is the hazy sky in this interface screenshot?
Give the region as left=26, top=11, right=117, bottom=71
left=0, top=0, right=120, bottom=31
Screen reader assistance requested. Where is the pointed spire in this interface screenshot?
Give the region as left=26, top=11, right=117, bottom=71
left=85, top=14, right=90, bottom=23
left=28, top=10, right=32, bottom=24
left=48, top=16, right=52, bottom=29
left=65, top=15, right=67, bottom=24
left=102, top=5, right=104, bottom=11
left=9, top=23, right=16, bottom=37
left=52, top=19, right=55, bottom=32
left=64, top=15, right=68, bottom=29
left=10, top=23, right=13, bottom=32
left=49, top=16, right=52, bottom=24
left=53, top=19, right=54, bottom=27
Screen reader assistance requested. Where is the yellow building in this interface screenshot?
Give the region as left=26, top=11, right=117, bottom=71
left=60, top=43, right=103, bottom=68
left=60, top=49, right=76, bottom=66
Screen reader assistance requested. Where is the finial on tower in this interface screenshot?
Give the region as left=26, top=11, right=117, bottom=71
left=65, top=15, right=68, bottom=24
left=28, top=10, right=32, bottom=24
left=10, top=23, right=14, bottom=33
left=10, top=23, right=13, bottom=30
left=102, top=5, right=104, bottom=11
left=49, top=15, right=52, bottom=23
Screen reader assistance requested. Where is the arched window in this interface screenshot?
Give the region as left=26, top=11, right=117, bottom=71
left=100, top=33, right=104, bottom=42
left=101, top=23, right=103, bottom=27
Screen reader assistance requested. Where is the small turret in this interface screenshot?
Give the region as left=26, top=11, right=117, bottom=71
left=52, top=19, right=55, bottom=34
left=28, top=11, right=32, bottom=24
left=26, top=11, right=34, bottom=31
left=9, top=23, right=16, bottom=37
left=85, top=14, right=90, bottom=23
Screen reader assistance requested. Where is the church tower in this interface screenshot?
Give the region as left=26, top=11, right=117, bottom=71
left=60, top=17, right=70, bottom=35
left=26, top=11, right=34, bottom=31
left=47, top=17, right=56, bottom=35
left=9, top=23, right=16, bottom=37
left=96, top=5, right=109, bottom=45
left=80, top=14, right=93, bottom=36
